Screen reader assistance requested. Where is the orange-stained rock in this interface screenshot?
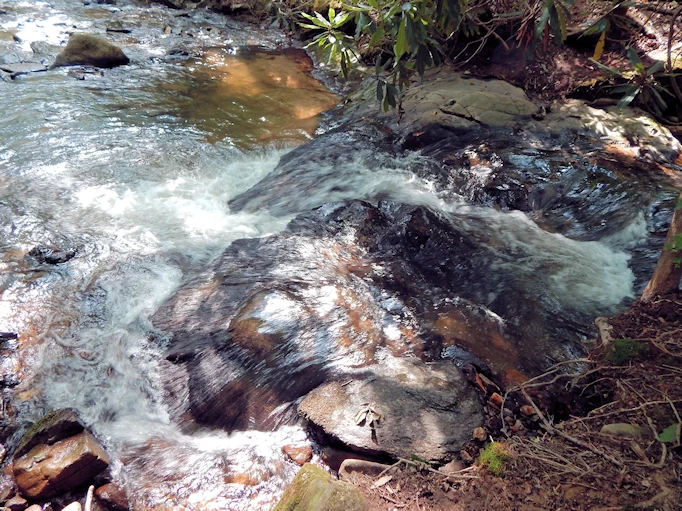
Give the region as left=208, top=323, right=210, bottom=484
left=520, top=405, right=536, bottom=417
left=13, top=431, right=110, bottom=500
left=281, top=445, right=313, bottom=466
left=488, top=392, right=504, bottom=408
left=95, top=482, right=129, bottom=511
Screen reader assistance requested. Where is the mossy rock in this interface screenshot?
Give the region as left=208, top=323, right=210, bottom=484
left=14, top=408, right=85, bottom=458
left=274, top=464, right=367, bottom=511
left=51, top=34, right=129, bottom=69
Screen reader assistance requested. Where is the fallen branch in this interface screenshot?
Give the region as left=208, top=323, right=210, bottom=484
left=521, top=389, right=624, bottom=468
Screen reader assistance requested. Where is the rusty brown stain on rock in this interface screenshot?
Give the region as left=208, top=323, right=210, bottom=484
left=13, top=431, right=110, bottom=500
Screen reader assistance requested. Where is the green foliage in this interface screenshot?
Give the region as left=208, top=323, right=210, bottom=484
left=605, top=338, right=647, bottom=365
left=590, top=48, right=674, bottom=116
left=477, top=441, right=511, bottom=476
left=296, top=0, right=579, bottom=110
left=665, top=232, right=682, bottom=268
left=658, top=423, right=681, bottom=445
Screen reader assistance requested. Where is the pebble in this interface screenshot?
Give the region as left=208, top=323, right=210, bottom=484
left=472, top=427, right=487, bottom=441
left=520, top=405, right=536, bottom=417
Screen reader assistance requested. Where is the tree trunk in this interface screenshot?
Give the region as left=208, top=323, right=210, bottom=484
left=641, top=192, right=682, bottom=301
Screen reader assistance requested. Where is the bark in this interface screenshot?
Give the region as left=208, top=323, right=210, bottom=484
left=641, top=192, right=682, bottom=301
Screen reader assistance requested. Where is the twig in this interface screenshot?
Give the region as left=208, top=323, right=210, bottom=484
left=521, top=389, right=624, bottom=467
left=84, top=485, right=94, bottom=511
left=379, top=494, right=405, bottom=507
left=634, top=487, right=672, bottom=508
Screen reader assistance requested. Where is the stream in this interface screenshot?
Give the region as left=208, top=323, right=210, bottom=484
left=0, top=0, right=679, bottom=510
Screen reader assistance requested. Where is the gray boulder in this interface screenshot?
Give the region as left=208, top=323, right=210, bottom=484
left=51, top=34, right=129, bottom=69
left=298, top=355, right=484, bottom=462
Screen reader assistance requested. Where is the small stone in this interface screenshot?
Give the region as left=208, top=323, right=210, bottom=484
left=94, top=483, right=128, bottom=511
left=281, top=445, right=312, bottom=466
left=5, top=496, right=27, bottom=511
left=488, top=392, right=503, bottom=408
left=459, top=450, right=473, bottom=463
left=25, top=506, right=42, bottom=511
left=520, top=405, right=536, bottom=417
left=439, top=460, right=465, bottom=474
left=62, top=503, right=81, bottom=511
left=600, top=423, right=651, bottom=438
left=472, top=427, right=487, bottom=441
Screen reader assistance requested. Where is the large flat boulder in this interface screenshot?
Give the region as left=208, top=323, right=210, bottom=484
left=152, top=199, right=636, bottom=432
left=13, top=431, right=110, bottom=499
left=298, top=356, right=483, bottom=462
left=51, top=34, right=129, bottom=69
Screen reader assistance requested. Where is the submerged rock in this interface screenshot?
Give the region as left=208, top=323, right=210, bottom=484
left=51, top=34, right=129, bottom=69
left=298, top=355, right=484, bottom=462
left=0, top=63, right=48, bottom=77
left=273, top=464, right=367, bottom=511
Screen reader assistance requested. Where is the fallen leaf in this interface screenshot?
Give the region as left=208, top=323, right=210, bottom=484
left=373, top=475, right=393, bottom=488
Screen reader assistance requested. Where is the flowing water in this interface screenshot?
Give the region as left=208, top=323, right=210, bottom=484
left=0, top=0, right=675, bottom=509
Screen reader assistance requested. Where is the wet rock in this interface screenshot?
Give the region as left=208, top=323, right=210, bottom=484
left=14, top=409, right=85, bottom=459
left=94, top=483, right=129, bottom=511
left=299, top=355, right=483, bottom=462
left=61, top=503, right=81, bottom=511
left=0, top=474, right=15, bottom=502
left=0, top=333, right=17, bottom=343
left=25, top=505, right=42, bottom=511
left=273, top=464, right=367, bottom=511
left=0, top=52, right=21, bottom=65
left=13, top=430, right=110, bottom=500
left=154, top=197, right=631, bottom=432
left=105, top=21, right=131, bottom=34
left=282, top=445, right=313, bottom=466
left=27, top=247, right=77, bottom=265
left=51, top=34, right=129, bottom=69
left=0, top=63, right=48, bottom=77
left=4, top=496, right=27, bottom=511
left=338, top=459, right=392, bottom=479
